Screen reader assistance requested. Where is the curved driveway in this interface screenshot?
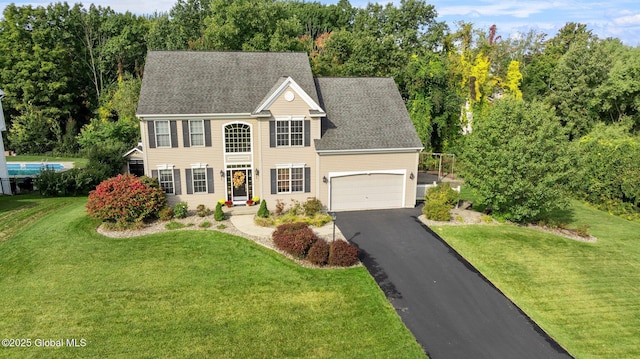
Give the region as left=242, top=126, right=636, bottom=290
left=336, top=207, right=573, bottom=359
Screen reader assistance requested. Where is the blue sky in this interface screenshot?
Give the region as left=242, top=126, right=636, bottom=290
left=2, top=0, right=638, bottom=45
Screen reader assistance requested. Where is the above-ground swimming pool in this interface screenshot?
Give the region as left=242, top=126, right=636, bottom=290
left=7, top=163, right=65, bottom=176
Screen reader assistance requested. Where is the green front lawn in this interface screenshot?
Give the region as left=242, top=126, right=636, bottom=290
left=0, top=196, right=425, bottom=358
left=432, top=201, right=640, bottom=359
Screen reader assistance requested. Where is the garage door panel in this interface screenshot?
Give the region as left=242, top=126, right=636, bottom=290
left=331, top=173, right=403, bottom=211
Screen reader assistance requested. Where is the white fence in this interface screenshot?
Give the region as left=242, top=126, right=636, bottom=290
left=416, top=181, right=461, bottom=201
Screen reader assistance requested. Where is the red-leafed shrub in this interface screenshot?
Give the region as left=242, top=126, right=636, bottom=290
left=86, top=174, right=166, bottom=224
left=307, top=239, right=330, bottom=266
left=328, top=240, right=359, bottom=267
left=272, top=222, right=317, bottom=259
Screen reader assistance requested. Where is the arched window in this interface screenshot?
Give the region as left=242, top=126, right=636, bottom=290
left=224, top=123, right=251, bottom=153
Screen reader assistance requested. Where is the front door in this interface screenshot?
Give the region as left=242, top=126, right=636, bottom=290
left=228, top=169, right=252, bottom=204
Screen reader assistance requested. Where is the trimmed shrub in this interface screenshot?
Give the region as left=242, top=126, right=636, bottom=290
left=214, top=202, right=225, bottom=221
left=196, top=204, right=212, bottom=217
left=422, top=183, right=458, bottom=221
left=158, top=206, right=174, bottom=221
left=257, top=200, right=269, bottom=218
left=272, top=222, right=317, bottom=259
left=422, top=202, right=451, bottom=221
left=307, top=239, right=330, bottom=266
left=328, top=240, right=359, bottom=267
left=303, top=197, right=323, bottom=216
left=86, top=174, right=166, bottom=224
left=174, top=202, right=189, bottom=219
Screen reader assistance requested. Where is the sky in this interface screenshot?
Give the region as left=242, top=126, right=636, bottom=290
left=1, top=0, right=638, bottom=46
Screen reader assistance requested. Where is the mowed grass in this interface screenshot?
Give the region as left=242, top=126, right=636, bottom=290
left=431, top=201, right=640, bottom=359
left=0, top=196, right=425, bottom=358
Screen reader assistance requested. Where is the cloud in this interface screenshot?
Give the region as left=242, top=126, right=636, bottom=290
left=613, top=13, right=640, bottom=26
left=438, top=1, right=562, bottom=19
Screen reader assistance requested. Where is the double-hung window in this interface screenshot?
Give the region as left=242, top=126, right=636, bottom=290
left=159, top=169, right=174, bottom=194
left=276, top=117, right=304, bottom=147
left=155, top=121, right=171, bottom=147
left=190, top=120, right=204, bottom=146
left=192, top=168, right=207, bottom=193
left=277, top=165, right=304, bottom=193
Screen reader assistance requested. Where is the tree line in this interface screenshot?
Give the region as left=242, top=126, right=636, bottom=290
left=1, top=0, right=638, bottom=220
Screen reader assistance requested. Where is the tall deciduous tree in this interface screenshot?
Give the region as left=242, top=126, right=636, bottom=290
left=461, top=99, right=571, bottom=223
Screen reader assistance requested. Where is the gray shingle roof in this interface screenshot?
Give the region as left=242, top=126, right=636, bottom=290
left=314, top=77, right=423, bottom=151
left=137, top=51, right=319, bottom=115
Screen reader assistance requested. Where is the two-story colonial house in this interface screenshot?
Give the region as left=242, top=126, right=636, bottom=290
left=136, top=51, right=423, bottom=211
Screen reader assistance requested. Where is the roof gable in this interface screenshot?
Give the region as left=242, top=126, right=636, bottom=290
left=254, top=76, right=325, bottom=116
left=137, top=51, right=319, bottom=116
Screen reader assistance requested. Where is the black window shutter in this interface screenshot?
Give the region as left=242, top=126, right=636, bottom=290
left=207, top=168, right=214, bottom=193
left=185, top=169, right=193, bottom=194
left=173, top=169, right=181, bottom=195
left=204, top=120, right=212, bottom=147
left=304, top=167, right=311, bottom=193
left=170, top=121, right=178, bottom=148
left=151, top=169, right=158, bottom=179
left=269, top=121, right=276, bottom=147
left=148, top=121, right=156, bottom=149
left=182, top=121, right=190, bottom=148
left=270, top=169, right=277, bottom=194
left=304, top=120, right=310, bottom=147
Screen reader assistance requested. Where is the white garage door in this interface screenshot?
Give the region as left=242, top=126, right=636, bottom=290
left=331, top=173, right=404, bottom=211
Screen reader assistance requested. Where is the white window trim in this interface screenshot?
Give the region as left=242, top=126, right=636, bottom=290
left=157, top=165, right=175, bottom=195
left=189, top=120, right=205, bottom=147
left=223, top=121, right=253, bottom=154
left=275, top=116, right=304, bottom=147
left=155, top=120, right=171, bottom=148
left=191, top=167, right=208, bottom=194
left=276, top=163, right=305, bottom=194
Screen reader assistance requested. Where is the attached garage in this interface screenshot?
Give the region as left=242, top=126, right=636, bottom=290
left=330, top=172, right=405, bottom=211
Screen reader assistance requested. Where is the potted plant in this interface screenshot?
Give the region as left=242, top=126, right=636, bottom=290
left=252, top=196, right=260, bottom=204
left=246, top=199, right=254, bottom=206
left=224, top=200, right=233, bottom=208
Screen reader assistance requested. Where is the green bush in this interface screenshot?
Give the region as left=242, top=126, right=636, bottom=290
left=423, top=201, right=452, bottom=221
left=35, top=167, right=105, bottom=197
left=174, top=202, right=189, bottom=219
left=214, top=202, right=225, bottom=221
left=257, top=200, right=269, bottom=218
left=303, top=197, right=323, bottom=216
left=328, top=240, right=359, bottom=267
left=570, top=123, right=640, bottom=218
left=158, top=206, right=174, bottom=221
left=199, top=221, right=212, bottom=228
left=422, top=183, right=458, bottom=221
left=196, top=204, right=212, bottom=217
left=307, top=239, right=330, bottom=266
left=461, top=98, right=571, bottom=223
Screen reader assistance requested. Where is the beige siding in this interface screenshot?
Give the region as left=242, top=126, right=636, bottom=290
left=258, top=86, right=321, bottom=207
left=318, top=152, right=420, bottom=209
left=141, top=118, right=249, bottom=208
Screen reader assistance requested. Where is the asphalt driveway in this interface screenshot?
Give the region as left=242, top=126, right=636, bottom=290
left=336, top=207, right=573, bottom=359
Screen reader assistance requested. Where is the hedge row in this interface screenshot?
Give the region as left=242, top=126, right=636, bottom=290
left=272, top=222, right=359, bottom=267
